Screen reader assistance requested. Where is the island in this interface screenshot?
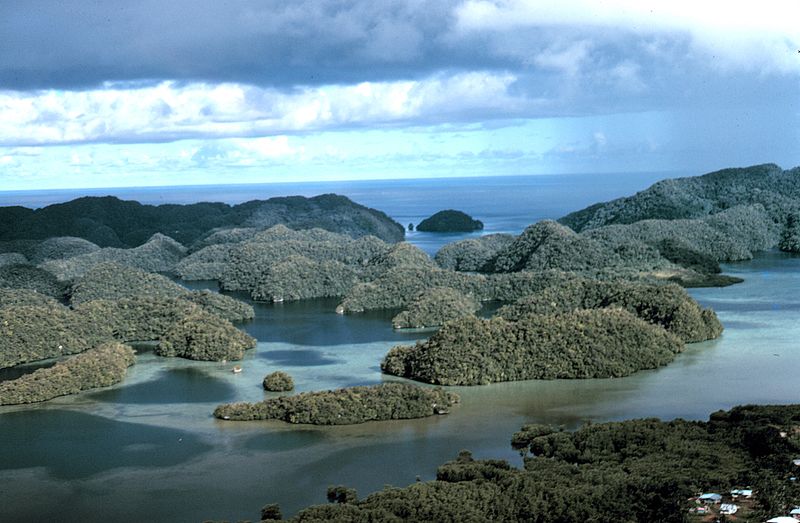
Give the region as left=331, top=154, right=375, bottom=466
left=0, top=342, right=135, bottom=405
left=214, top=383, right=459, bottom=425
left=416, top=209, right=484, bottom=232
left=279, top=404, right=800, bottom=522
left=262, top=371, right=295, bottom=392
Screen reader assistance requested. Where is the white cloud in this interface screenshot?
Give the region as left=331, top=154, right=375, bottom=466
left=453, top=0, right=800, bottom=74
left=0, top=72, right=523, bottom=147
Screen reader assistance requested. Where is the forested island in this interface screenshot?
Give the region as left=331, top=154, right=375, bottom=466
left=2, top=163, right=800, bottom=523
left=415, top=210, right=484, bottom=232
left=266, top=404, right=800, bottom=522
left=2, top=164, right=798, bottom=404
left=214, top=383, right=458, bottom=425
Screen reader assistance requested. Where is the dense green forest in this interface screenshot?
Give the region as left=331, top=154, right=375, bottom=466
left=416, top=210, right=484, bottom=232
left=0, top=193, right=405, bottom=247
left=269, top=404, right=800, bottom=522
left=214, top=383, right=458, bottom=425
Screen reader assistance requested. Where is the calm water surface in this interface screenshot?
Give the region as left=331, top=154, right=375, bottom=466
left=1, top=175, right=798, bottom=522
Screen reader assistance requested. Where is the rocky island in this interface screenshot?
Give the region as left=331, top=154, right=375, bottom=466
left=214, top=383, right=459, bottom=425
left=416, top=209, right=484, bottom=232
left=280, top=404, right=800, bottom=522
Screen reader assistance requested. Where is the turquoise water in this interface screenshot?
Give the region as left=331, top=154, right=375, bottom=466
left=2, top=252, right=798, bottom=522
left=2, top=174, right=799, bottom=522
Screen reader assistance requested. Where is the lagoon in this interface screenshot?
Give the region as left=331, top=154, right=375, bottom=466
left=1, top=173, right=798, bottom=522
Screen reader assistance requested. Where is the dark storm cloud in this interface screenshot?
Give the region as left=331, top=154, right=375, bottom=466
left=0, top=0, right=494, bottom=90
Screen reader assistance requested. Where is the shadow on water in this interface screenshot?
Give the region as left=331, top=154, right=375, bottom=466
left=0, top=359, right=59, bottom=383
left=243, top=429, right=328, bottom=452
left=259, top=349, right=342, bottom=367
left=0, top=410, right=212, bottom=480
left=88, top=367, right=237, bottom=404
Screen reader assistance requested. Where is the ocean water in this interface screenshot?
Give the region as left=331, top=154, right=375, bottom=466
left=0, top=172, right=674, bottom=255
left=1, top=173, right=799, bottom=522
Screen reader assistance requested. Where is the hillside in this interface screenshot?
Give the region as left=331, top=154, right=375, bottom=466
left=0, top=193, right=405, bottom=247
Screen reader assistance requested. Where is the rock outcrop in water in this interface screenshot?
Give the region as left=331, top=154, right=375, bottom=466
left=0, top=342, right=135, bottom=405
left=0, top=193, right=405, bottom=247
left=214, top=383, right=459, bottom=425
left=262, top=371, right=295, bottom=392
left=416, top=210, right=484, bottom=232
left=383, top=308, right=683, bottom=385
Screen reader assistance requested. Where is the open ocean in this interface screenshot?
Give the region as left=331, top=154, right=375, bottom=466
left=3, top=171, right=800, bottom=523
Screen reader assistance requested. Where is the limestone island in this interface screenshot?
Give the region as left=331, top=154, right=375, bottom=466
left=214, top=383, right=459, bottom=425
left=276, top=404, right=800, bottom=522
left=416, top=209, right=484, bottom=232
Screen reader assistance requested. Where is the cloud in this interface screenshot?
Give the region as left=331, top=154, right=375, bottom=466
left=1, top=1, right=797, bottom=92
left=452, top=0, right=800, bottom=75
left=0, top=72, right=523, bottom=146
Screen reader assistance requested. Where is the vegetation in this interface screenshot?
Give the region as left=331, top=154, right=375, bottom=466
left=263, top=371, right=294, bottom=392
left=560, top=163, right=799, bottom=231
left=0, top=342, right=135, bottom=405
left=779, top=213, right=800, bottom=253
left=0, top=296, right=255, bottom=368
left=68, top=262, right=254, bottom=322
left=391, top=287, right=480, bottom=329
left=490, top=220, right=635, bottom=273
left=214, top=383, right=459, bottom=425
left=0, top=264, right=66, bottom=298
left=0, top=252, right=28, bottom=267
left=382, top=308, right=683, bottom=385
left=40, top=233, right=187, bottom=280
left=0, top=193, right=404, bottom=247
left=339, top=267, right=485, bottom=313
left=27, top=236, right=101, bottom=264
left=416, top=210, right=484, bottom=232
left=584, top=204, right=780, bottom=263
left=495, top=278, right=722, bottom=343
left=434, top=233, right=514, bottom=272
left=0, top=289, right=61, bottom=309
left=289, top=404, right=800, bottom=522
left=250, top=255, right=359, bottom=302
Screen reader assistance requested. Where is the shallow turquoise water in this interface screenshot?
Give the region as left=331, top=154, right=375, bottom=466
left=1, top=251, right=799, bottom=522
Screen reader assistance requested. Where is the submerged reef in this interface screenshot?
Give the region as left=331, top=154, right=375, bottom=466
left=214, top=383, right=459, bottom=425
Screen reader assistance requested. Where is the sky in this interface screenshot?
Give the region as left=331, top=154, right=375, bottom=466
left=0, top=0, right=798, bottom=190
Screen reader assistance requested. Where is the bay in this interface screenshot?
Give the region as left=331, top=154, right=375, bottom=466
left=1, top=173, right=798, bottom=522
